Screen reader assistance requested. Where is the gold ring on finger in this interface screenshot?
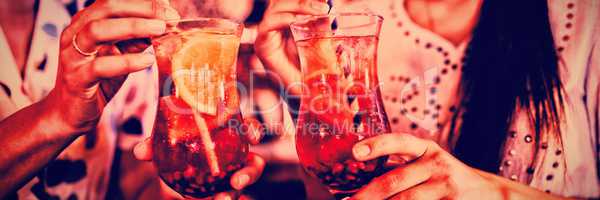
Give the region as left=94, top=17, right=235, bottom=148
left=72, top=34, right=98, bottom=57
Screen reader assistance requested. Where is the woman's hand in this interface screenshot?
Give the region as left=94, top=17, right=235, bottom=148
left=350, top=133, right=566, bottom=200
left=48, top=0, right=179, bottom=135
left=133, top=118, right=266, bottom=200
left=255, top=0, right=330, bottom=95
left=0, top=0, right=180, bottom=197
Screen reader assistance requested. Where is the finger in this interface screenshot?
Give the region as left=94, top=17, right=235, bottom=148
left=254, top=34, right=303, bottom=95
left=89, top=53, right=154, bottom=79
left=83, top=0, right=178, bottom=21
left=352, top=158, right=435, bottom=200
left=230, top=153, right=266, bottom=190
left=71, top=53, right=154, bottom=87
left=75, top=18, right=166, bottom=53
left=352, top=133, right=432, bottom=162
left=389, top=180, right=450, bottom=200
left=259, top=0, right=329, bottom=33
left=258, top=12, right=298, bottom=35
left=269, top=0, right=329, bottom=16
left=243, top=117, right=263, bottom=144
left=133, top=137, right=153, bottom=161
left=62, top=0, right=179, bottom=46
left=214, top=191, right=240, bottom=200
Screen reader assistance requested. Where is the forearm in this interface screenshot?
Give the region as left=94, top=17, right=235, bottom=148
left=0, top=93, right=80, bottom=198
left=476, top=169, right=575, bottom=200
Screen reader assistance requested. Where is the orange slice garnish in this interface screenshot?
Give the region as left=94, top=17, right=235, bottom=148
left=170, top=30, right=240, bottom=115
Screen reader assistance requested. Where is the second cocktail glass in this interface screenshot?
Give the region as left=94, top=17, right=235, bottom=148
left=290, top=13, right=391, bottom=196
left=151, top=18, right=246, bottom=199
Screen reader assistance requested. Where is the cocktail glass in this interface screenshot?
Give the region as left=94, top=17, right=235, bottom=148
left=290, top=13, right=391, bottom=198
left=151, top=18, right=246, bottom=199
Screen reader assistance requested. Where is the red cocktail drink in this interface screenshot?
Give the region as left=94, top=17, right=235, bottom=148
left=151, top=18, right=246, bottom=198
left=291, top=14, right=390, bottom=196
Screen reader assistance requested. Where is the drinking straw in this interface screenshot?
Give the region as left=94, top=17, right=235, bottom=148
left=327, top=0, right=338, bottom=29
left=192, top=110, right=221, bottom=176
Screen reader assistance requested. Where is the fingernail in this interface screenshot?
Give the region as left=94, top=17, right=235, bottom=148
left=295, top=14, right=310, bottom=21
left=157, top=0, right=170, bottom=5
left=236, top=174, right=250, bottom=188
left=133, top=142, right=143, bottom=156
left=353, top=144, right=371, bottom=158
left=133, top=141, right=148, bottom=160
left=148, top=20, right=166, bottom=34
left=165, top=7, right=180, bottom=21
left=310, top=1, right=330, bottom=13
left=140, top=54, right=156, bottom=66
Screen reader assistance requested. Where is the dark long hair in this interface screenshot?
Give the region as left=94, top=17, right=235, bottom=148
left=453, top=0, right=564, bottom=173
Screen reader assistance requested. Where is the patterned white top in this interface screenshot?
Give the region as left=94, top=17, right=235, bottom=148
left=0, top=0, right=157, bottom=199
left=334, top=0, right=599, bottom=198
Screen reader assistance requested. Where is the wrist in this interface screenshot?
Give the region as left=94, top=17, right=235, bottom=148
left=37, top=90, right=86, bottom=140
left=484, top=171, right=567, bottom=200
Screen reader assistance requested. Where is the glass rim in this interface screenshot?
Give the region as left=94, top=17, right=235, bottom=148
left=290, top=12, right=384, bottom=31
left=162, top=17, right=244, bottom=36
left=165, top=17, right=242, bottom=26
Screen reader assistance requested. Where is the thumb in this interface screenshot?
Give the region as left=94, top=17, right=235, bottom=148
left=352, top=133, right=431, bottom=162
left=133, top=137, right=153, bottom=161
